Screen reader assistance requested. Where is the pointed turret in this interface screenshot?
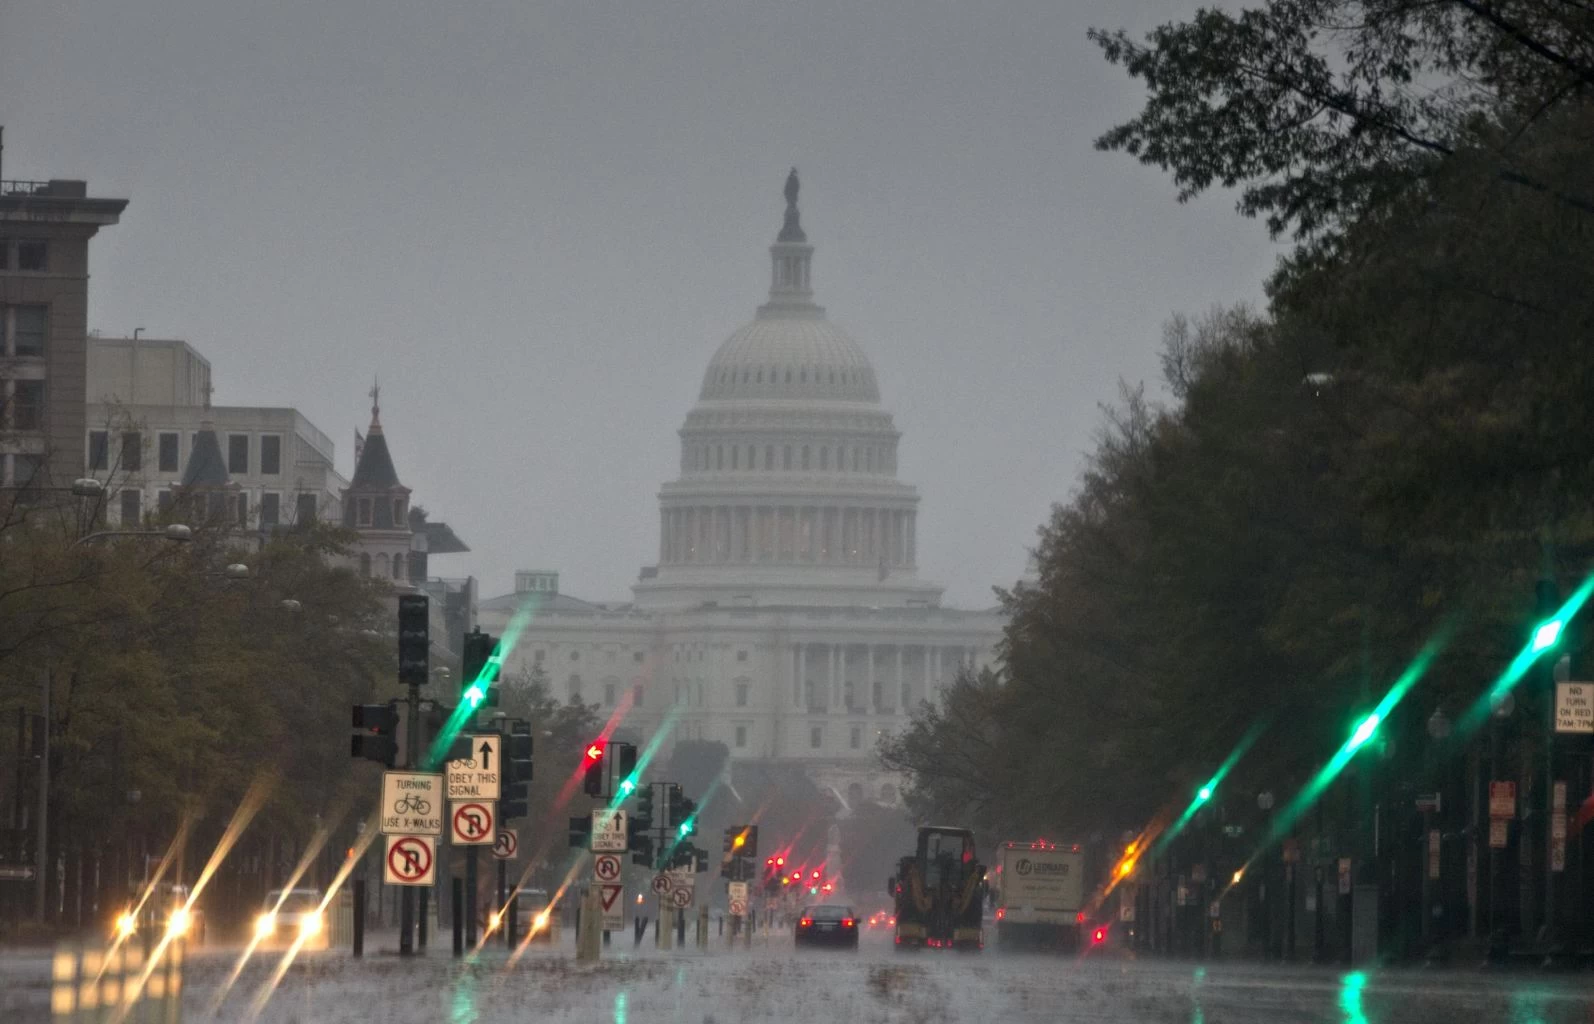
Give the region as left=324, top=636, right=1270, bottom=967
left=176, top=381, right=241, bottom=523
left=342, top=383, right=414, bottom=583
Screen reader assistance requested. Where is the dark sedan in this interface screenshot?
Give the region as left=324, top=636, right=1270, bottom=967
left=795, top=904, right=860, bottom=948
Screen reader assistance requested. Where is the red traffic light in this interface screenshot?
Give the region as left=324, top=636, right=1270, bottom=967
left=810, top=870, right=820, bottom=880
left=766, top=857, right=774, bottom=866
left=1092, top=927, right=1107, bottom=945
left=585, top=743, right=604, bottom=761
left=775, top=856, right=784, bottom=866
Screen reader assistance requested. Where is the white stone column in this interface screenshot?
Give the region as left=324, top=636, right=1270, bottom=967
left=827, top=645, right=837, bottom=709
left=933, top=646, right=943, bottom=688
left=867, top=645, right=876, bottom=711
left=894, top=647, right=904, bottom=711
left=796, top=644, right=805, bottom=707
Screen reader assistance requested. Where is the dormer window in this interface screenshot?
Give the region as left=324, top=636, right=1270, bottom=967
left=393, top=498, right=405, bottom=523
left=356, top=497, right=372, bottom=527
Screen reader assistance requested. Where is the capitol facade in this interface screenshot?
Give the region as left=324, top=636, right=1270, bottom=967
left=478, top=173, right=1003, bottom=807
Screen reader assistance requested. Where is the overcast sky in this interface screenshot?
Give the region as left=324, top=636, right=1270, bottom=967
left=1, top=0, right=1278, bottom=607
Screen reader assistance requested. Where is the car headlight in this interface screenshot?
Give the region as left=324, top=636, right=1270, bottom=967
left=168, top=907, right=192, bottom=935
left=533, top=911, right=550, bottom=932
left=115, top=911, right=137, bottom=938
left=299, top=913, right=323, bottom=936
left=255, top=913, right=277, bottom=938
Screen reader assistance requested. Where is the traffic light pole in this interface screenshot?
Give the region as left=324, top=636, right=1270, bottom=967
left=399, top=675, right=422, bottom=956
left=466, top=846, right=479, bottom=949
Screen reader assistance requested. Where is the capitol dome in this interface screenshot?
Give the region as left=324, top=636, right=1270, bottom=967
left=634, top=170, right=943, bottom=611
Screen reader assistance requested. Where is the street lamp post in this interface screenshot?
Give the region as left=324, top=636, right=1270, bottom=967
left=1424, top=708, right=1452, bottom=957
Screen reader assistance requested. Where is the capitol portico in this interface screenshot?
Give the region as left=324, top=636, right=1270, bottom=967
left=478, top=172, right=1003, bottom=806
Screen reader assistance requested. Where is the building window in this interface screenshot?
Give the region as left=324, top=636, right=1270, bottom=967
left=784, top=446, right=792, bottom=470
left=393, top=498, right=405, bottom=524
left=735, top=683, right=749, bottom=707
left=12, top=454, right=44, bottom=498
left=157, top=489, right=173, bottom=512
left=88, top=431, right=109, bottom=471
left=295, top=493, right=318, bottom=524
left=810, top=726, right=823, bottom=749
left=121, top=432, right=141, bottom=471
left=850, top=725, right=862, bottom=750
left=236, top=496, right=248, bottom=528
left=359, top=553, right=371, bottom=576
left=119, top=489, right=141, bottom=525
left=533, top=649, right=545, bottom=664
left=13, top=306, right=45, bottom=356
left=158, top=432, right=179, bottom=472
left=901, top=683, right=912, bottom=708
left=15, top=240, right=46, bottom=271
left=260, top=435, right=281, bottom=475
left=356, top=498, right=372, bottom=526
left=260, top=492, right=280, bottom=527
left=819, top=447, right=829, bottom=470
left=206, top=491, right=228, bottom=522
left=735, top=725, right=747, bottom=749
left=634, top=651, right=644, bottom=663
left=843, top=682, right=856, bottom=710
left=570, top=650, right=580, bottom=662
left=567, top=674, right=581, bottom=702
left=801, top=446, right=810, bottom=469
left=604, top=683, right=617, bottom=706
left=633, top=684, right=644, bottom=707
left=228, top=434, right=248, bottom=474
left=11, top=380, right=44, bottom=430
left=392, top=553, right=404, bottom=580
left=737, top=649, right=748, bottom=662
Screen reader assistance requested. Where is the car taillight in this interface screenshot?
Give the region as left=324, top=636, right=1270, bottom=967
left=1076, top=912, right=1086, bottom=923
left=799, top=918, right=812, bottom=927
left=1092, top=927, right=1107, bottom=944
left=842, top=918, right=854, bottom=927
left=995, top=907, right=1006, bottom=920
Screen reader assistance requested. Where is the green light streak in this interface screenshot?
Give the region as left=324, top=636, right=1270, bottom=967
left=1263, top=638, right=1443, bottom=850
left=605, top=706, right=681, bottom=812
left=1152, top=724, right=1264, bottom=858
left=1461, top=575, right=1594, bottom=738
left=1338, top=971, right=1368, bottom=1024
left=423, top=602, right=537, bottom=771
left=613, top=991, right=628, bottom=1024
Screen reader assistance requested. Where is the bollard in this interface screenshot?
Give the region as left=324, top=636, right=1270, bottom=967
left=452, top=878, right=465, bottom=957
left=577, top=886, right=603, bottom=961
left=353, top=880, right=366, bottom=957
left=697, top=906, right=709, bottom=948
left=635, top=915, right=647, bottom=946
left=659, top=899, right=672, bottom=950
left=418, top=886, right=429, bottom=952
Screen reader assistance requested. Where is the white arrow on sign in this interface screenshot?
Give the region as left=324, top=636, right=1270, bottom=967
left=447, top=735, right=501, bottom=801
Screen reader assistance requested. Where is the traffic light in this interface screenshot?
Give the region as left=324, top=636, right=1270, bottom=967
left=461, top=628, right=501, bottom=710
left=616, top=743, right=638, bottom=796
left=397, top=594, right=429, bottom=685
left=669, top=790, right=698, bottom=839
left=634, top=783, right=655, bottom=831
left=723, top=826, right=746, bottom=855
left=582, top=741, right=605, bottom=797
left=351, top=702, right=402, bottom=766
left=501, top=722, right=533, bottom=820
left=629, top=832, right=654, bottom=867
left=1347, top=712, right=1381, bottom=751
left=741, top=825, right=758, bottom=859
left=568, top=816, right=592, bottom=849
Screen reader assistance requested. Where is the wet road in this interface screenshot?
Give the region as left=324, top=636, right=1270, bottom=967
left=6, top=928, right=1593, bottom=1022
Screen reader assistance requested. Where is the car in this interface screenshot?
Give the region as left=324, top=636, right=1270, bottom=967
left=511, top=888, right=559, bottom=942
left=253, top=888, right=328, bottom=949
left=865, top=909, right=896, bottom=930
left=795, top=904, right=860, bottom=948
left=114, top=883, right=206, bottom=946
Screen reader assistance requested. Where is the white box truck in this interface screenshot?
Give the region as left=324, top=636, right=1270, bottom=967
left=994, top=841, right=1085, bottom=949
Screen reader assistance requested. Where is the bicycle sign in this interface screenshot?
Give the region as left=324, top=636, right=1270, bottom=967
left=451, top=801, right=496, bottom=846
left=381, top=771, right=443, bottom=835
left=385, top=835, right=436, bottom=886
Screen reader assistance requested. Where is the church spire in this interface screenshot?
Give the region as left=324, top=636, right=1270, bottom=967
left=760, top=167, right=822, bottom=319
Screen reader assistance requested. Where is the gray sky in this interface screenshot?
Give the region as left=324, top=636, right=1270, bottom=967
left=1, top=0, right=1278, bottom=607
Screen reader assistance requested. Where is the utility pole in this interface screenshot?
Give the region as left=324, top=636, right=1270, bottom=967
left=35, top=670, right=48, bottom=923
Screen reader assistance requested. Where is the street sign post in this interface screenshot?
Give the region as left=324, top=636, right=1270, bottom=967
left=446, top=736, right=502, bottom=800
left=593, top=853, right=623, bottom=883
left=1555, top=682, right=1594, bottom=734
left=451, top=801, right=496, bottom=846
left=600, top=884, right=625, bottom=930
left=492, top=829, right=519, bottom=861
left=385, top=835, right=436, bottom=886
left=381, top=771, right=443, bottom=835
left=591, top=809, right=627, bottom=852
left=1414, top=793, right=1441, bottom=814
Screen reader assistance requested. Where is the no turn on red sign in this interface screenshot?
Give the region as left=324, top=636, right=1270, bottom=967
left=385, top=835, right=436, bottom=886
left=451, top=801, right=496, bottom=846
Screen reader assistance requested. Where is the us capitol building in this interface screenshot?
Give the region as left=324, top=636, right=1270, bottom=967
left=478, top=172, right=1004, bottom=808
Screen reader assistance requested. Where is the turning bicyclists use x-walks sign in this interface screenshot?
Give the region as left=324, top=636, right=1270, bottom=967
left=446, top=735, right=501, bottom=801
left=381, top=771, right=443, bottom=835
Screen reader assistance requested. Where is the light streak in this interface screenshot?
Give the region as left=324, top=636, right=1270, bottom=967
left=1459, top=574, right=1594, bottom=738
left=96, top=815, right=193, bottom=977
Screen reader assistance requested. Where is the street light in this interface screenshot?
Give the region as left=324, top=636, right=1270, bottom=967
left=1426, top=708, right=1452, bottom=742
left=223, top=563, right=250, bottom=580
left=73, top=523, right=193, bottom=547
left=70, top=478, right=104, bottom=498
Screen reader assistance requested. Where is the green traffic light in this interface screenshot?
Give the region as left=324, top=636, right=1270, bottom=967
left=619, top=779, right=636, bottom=796
left=1197, top=786, right=1213, bottom=802
left=1348, top=713, right=1380, bottom=750
left=1532, top=619, right=1564, bottom=653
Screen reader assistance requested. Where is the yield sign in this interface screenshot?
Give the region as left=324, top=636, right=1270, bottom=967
left=600, top=884, right=624, bottom=930
left=593, top=853, right=623, bottom=882
left=452, top=801, right=495, bottom=846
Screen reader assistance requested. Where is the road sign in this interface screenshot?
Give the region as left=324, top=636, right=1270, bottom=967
left=593, top=853, right=623, bottom=882
left=1551, top=812, right=1568, bottom=841
left=729, top=897, right=747, bottom=916
left=451, top=801, right=496, bottom=846
left=493, top=829, right=519, bottom=861
left=1556, top=683, right=1594, bottom=734
left=670, top=886, right=693, bottom=909
left=1489, top=781, right=1516, bottom=819
left=1427, top=830, right=1441, bottom=880
left=600, top=884, right=625, bottom=930
left=385, top=835, right=436, bottom=886
left=1551, top=837, right=1567, bottom=872
left=1489, top=819, right=1509, bottom=848
left=1337, top=858, right=1352, bottom=895
left=651, top=873, right=672, bottom=895
left=1414, top=793, right=1441, bottom=814
left=728, top=881, right=748, bottom=902
left=591, top=809, right=627, bottom=852
left=447, top=735, right=501, bottom=800
left=381, top=771, right=443, bottom=835
left=0, top=865, right=35, bottom=881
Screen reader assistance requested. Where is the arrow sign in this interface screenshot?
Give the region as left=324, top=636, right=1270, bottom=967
left=478, top=740, right=494, bottom=770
